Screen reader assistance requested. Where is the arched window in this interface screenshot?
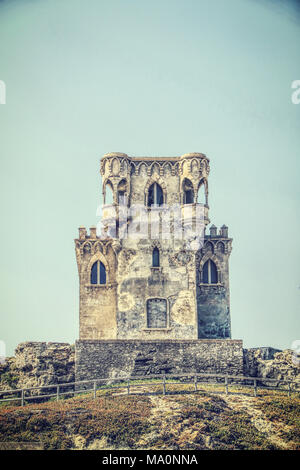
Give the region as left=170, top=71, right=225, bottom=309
left=148, top=183, right=163, bottom=206
left=117, top=179, right=126, bottom=205
left=205, top=241, right=214, bottom=253
left=152, top=247, right=160, bottom=267
left=91, top=261, right=106, bottom=285
left=203, top=260, right=218, bottom=284
left=217, top=242, right=225, bottom=254
left=183, top=179, right=194, bottom=204
left=105, top=182, right=113, bottom=205
left=197, top=184, right=206, bottom=204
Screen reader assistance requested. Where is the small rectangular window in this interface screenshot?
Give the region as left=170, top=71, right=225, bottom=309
left=147, top=298, right=167, bottom=328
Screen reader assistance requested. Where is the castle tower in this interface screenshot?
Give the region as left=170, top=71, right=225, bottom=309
left=75, top=152, right=231, bottom=340
left=74, top=153, right=241, bottom=381
left=196, top=224, right=232, bottom=339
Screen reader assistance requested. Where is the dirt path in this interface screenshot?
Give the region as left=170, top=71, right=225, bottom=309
left=135, top=393, right=184, bottom=449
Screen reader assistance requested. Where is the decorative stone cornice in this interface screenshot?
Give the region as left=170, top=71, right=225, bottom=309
left=100, top=152, right=210, bottom=178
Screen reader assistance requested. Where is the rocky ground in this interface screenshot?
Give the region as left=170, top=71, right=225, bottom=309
left=244, top=348, right=300, bottom=386
left=0, top=384, right=299, bottom=450
left=0, top=342, right=75, bottom=392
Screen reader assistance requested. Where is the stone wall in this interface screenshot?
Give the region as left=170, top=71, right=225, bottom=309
left=243, top=348, right=300, bottom=385
left=115, top=239, right=198, bottom=340
left=1, top=342, right=298, bottom=394
left=0, top=342, right=75, bottom=391
left=75, top=339, right=244, bottom=382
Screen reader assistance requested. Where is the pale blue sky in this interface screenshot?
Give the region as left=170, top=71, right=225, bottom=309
left=0, top=0, right=299, bottom=355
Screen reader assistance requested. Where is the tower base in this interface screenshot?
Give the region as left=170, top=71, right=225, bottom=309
left=75, top=339, right=243, bottom=382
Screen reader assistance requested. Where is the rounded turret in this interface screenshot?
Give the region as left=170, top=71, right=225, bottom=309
left=100, top=153, right=132, bottom=205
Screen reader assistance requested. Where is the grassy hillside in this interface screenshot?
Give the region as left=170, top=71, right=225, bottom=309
left=0, top=383, right=299, bottom=450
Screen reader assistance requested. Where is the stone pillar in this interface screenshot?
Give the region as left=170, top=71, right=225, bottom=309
left=78, top=226, right=87, bottom=240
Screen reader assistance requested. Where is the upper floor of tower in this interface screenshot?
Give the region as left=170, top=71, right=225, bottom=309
left=100, top=152, right=210, bottom=209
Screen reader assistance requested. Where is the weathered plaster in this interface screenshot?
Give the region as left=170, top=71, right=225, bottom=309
left=75, top=153, right=232, bottom=341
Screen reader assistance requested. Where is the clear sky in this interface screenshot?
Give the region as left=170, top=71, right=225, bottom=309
left=0, top=0, right=299, bottom=356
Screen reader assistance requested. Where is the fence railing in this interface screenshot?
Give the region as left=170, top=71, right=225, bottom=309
left=0, top=372, right=299, bottom=406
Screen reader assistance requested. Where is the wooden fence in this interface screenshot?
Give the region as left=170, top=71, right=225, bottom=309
left=0, top=372, right=299, bottom=406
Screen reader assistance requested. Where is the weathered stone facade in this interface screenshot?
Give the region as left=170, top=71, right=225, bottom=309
left=73, top=152, right=236, bottom=380
left=1, top=343, right=298, bottom=391
left=75, top=339, right=244, bottom=381
left=75, top=152, right=232, bottom=341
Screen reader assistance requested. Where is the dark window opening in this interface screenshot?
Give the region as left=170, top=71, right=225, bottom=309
left=183, top=179, right=194, bottom=204
left=202, top=260, right=218, bottom=284
left=184, top=189, right=194, bottom=204
left=91, top=262, right=98, bottom=284
left=148, top=183, right=163, bottom=206
left=152, top=247, right=160, bottom=267
left=91, top=261, right=107, bottom=285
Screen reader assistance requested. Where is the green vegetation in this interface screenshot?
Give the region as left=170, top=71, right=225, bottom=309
left=0, top=372, right=19, bottom=389
left=256, top=395, right=300, bottom=445
left=0, top=395, right=152, bottom=450
left=143, top=393, right=278, bottom=450
left=0, top=384, right=299, bottom=450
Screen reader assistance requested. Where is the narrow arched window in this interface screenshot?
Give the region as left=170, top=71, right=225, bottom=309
left=184, top=190, right=194, bottom=204
left=117, top=179, right=126, bottom=205
left=217, top=242, right=225, bottom=253
left=183, top=179, right=194, bottom=204
left=203, top=260, right=218, bottom=284
left=91, top=261, right=98, bottom=284
left=105, top=182, right=113, bottom=205
left=91, top=261, right=106, bottom=285
left=100, top=261, right=106, bottom=284
left=197, top=184, right=206, bottom=204
left=148, top=183, right=163, bottom=206
left=152, top=247, right=160, bottom=267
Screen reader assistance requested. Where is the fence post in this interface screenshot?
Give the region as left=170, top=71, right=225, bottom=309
left=127, top=379, right=130, bottom=395
left=57, top=385, right=60, bottom=402
left=194, top=375, right=197, bottom=392
left=21, top=389, right=24, bottom=407
left=253, top=379, right=257, bottom=397
left=93, top=380, right=97, bottom=399
left=225, top=376, right=228, bottom=395
left=163, top=374, right=166, bottom=395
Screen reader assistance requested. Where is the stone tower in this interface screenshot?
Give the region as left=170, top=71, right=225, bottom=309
left=75, top=153, right=241, bottom=381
